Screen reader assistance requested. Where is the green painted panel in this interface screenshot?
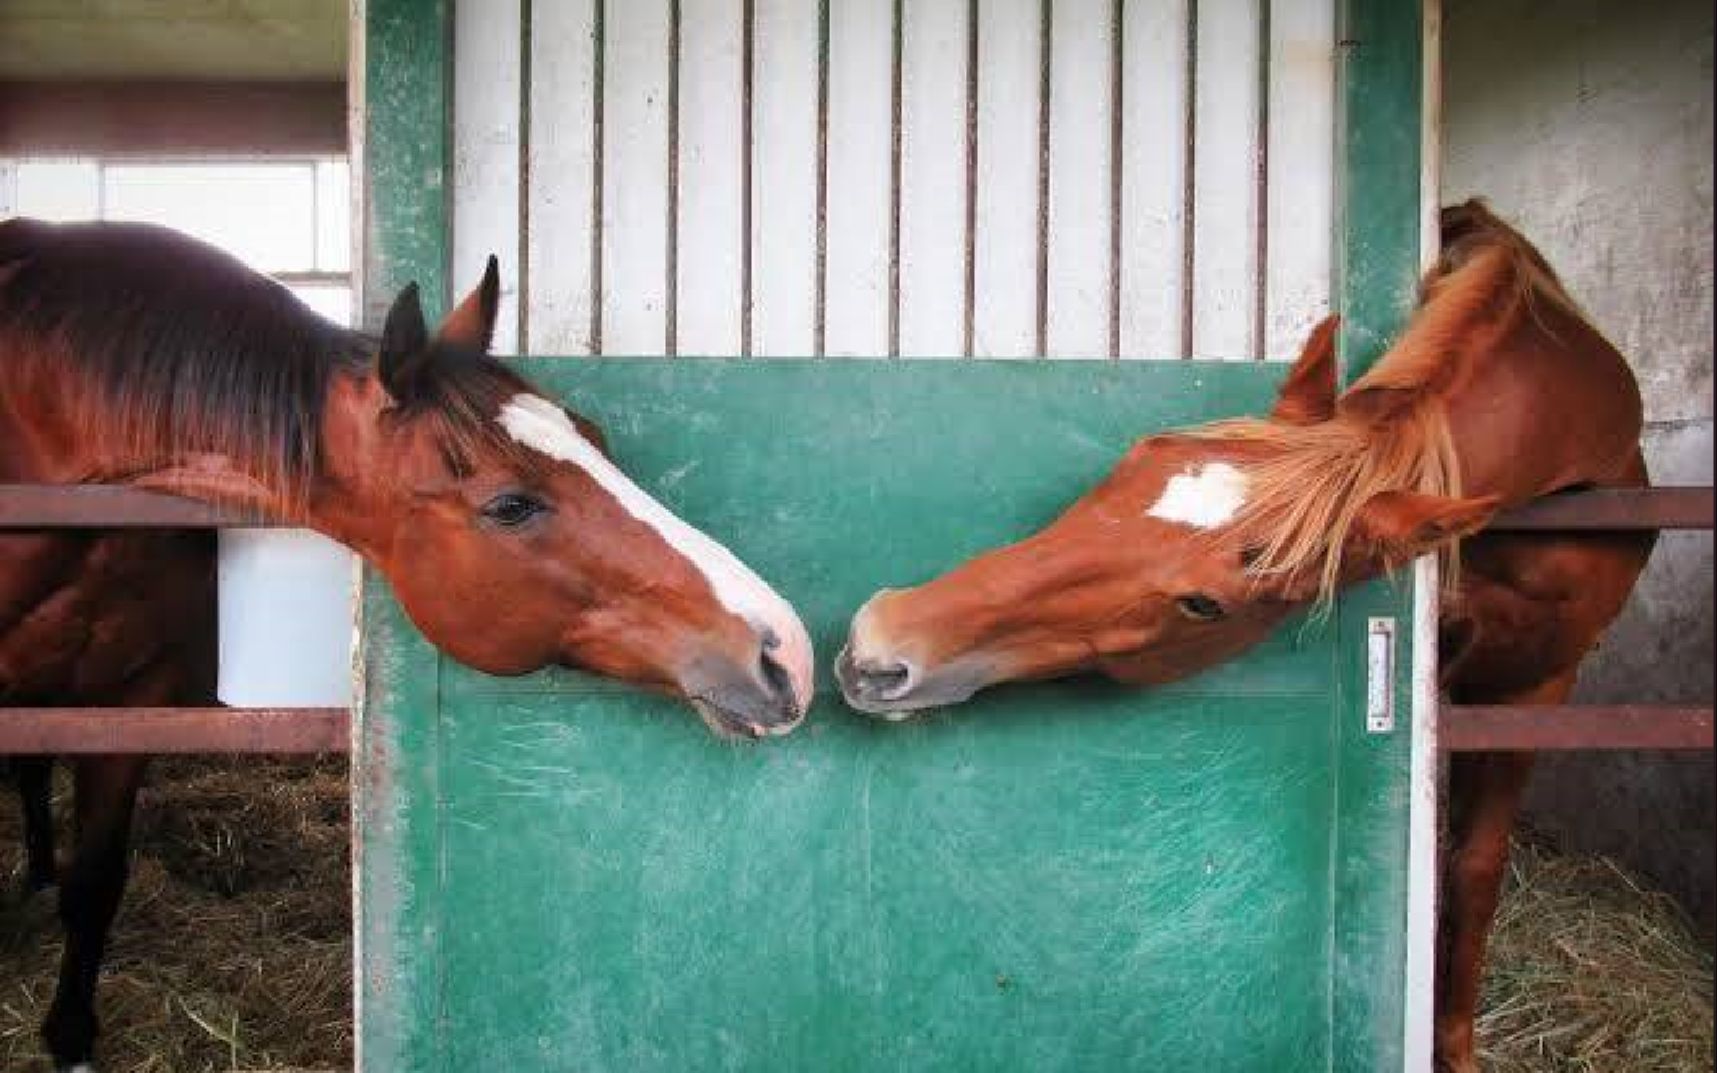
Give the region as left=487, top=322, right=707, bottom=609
left=359, top=2, right=1427, bottom=1068
left=362, top=0, right=450, bottom=325
left=359, top=359, right=1401, bottom=1072
left=357, top=5, right=449, bottom=1072
left=1330, top=2, right=1426, bottom=1070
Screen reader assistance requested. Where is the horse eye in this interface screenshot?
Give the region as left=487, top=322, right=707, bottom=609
left=481, top=492, right=548, bottom=527
left=1176, top=594, right=1226, bottom=621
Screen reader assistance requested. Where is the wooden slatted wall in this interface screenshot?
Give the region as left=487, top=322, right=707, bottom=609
left=448, top=0, right=1335, bottom=361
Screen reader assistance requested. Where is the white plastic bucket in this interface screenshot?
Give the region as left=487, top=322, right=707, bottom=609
left=216, top=528, right=356, bottom=707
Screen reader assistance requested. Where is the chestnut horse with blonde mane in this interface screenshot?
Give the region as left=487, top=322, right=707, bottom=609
left=838, top=200, right=1654, bottom=1073
left=1, top=219, right=812, bottom=1070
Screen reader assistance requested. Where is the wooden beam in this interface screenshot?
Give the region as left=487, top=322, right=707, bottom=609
left=1487, top=487, right=1713, bottom=532
left=1442, top=704, right=1715, bottom=751
left=0, top=707, right=350, bottom=754
left=0, top=484, right=275, bottom=528
left=0, top=80, right=346, bottom=156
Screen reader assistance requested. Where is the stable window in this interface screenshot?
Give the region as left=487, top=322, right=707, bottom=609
left=3, top=157, right=352, bottom=327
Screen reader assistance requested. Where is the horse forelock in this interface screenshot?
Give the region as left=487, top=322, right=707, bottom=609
left=1174, top=402, right=1460, bottom=608
left=377, top=348, right=548, bottom=481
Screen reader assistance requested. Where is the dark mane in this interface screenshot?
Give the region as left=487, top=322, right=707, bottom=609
left=0, top=218, right=534, bottom=504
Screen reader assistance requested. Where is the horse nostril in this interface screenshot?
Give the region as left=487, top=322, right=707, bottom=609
left=758, top=647, right=795, bottom=706
left=856, top=660, right=915, bottom=700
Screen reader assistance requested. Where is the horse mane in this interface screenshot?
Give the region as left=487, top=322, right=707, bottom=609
left=1179, top=199, right=1587, bottom=603
left=0, top=218, right=534, bottom=512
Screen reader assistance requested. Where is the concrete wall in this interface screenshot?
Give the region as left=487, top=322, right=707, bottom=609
left=1443, top=0, right=1714, bottom=931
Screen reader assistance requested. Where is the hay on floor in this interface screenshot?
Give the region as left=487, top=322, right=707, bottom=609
left=0, top=755, right=350, bottom=1073
left=1478, top=837, right=1714, bottom=1073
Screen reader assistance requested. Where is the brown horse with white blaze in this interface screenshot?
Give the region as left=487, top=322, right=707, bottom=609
left=1, top=218, right=812, bottom=1070
left=837, top=200, right=1654, bottom=1073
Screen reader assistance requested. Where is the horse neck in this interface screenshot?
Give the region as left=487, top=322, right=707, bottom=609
left=300, top=371, right=399, bottom=558
left=1437, top=291, right=1645, bottom=505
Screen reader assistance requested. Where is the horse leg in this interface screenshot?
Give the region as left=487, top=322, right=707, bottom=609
left=1433, top=672, right=1574, bottom=1073
left=16, top=755, right=58, bottom=890
left=40, top=753, right=148, bottom=1072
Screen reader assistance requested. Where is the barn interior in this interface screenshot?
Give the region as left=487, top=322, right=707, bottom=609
left=0, top=2, right=1710, bottom=1071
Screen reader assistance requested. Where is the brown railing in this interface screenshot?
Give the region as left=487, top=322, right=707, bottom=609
left=1, top=483, right=1712, bottom=755
left=0, top=484, right=345, bottom=754
left=1442, top=485, right=1714, bottom=752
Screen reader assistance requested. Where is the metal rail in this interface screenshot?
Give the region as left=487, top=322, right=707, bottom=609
left=0, top=707, right=349, bottom=754
left=1486, top=486, right=1713, bottom=531
left=2, top=483, right=1712, bottom=755
left=0, top=484, right=275, bottom=528
left=1446, top=484, right=1714, bottom=752
left=1, top=485, right=329, bottom=754
left=1441, top=705, right=1714, bottom=752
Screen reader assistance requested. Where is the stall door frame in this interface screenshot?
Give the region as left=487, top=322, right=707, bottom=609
left=352, top=0, right=1441, bottom=1068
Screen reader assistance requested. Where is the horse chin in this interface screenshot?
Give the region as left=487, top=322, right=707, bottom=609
left=841, top=691, right=971, bottom=721
left=690, top=697, right=803, bottom=742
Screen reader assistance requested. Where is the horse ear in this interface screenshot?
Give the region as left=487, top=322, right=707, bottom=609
left=1350, top=489, right=1501, bottom=568
left=1269, top=314, right=1339, bottom=425
left=379, top=282, right=432, bottom=401
left=437, top=255, right=501, bottom=353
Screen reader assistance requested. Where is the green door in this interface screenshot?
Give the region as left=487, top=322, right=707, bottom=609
left=357, top=3, right=1430, bottom=1070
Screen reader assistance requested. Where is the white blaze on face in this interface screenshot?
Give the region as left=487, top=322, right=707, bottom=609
left=1146, top=462, right=1250, bottom=529
left=496, top=394, right=814, bottom=710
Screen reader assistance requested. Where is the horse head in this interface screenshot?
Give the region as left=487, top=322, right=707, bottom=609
left=837, top=315, right=1496, bottom=717
left=316, top=262, right=814, bottom=739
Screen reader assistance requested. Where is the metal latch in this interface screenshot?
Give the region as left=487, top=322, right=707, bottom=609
left=1366, top=617, right=1395, bottom=734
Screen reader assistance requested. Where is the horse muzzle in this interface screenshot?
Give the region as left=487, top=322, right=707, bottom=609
left=682, top=617, right=814, bottom=740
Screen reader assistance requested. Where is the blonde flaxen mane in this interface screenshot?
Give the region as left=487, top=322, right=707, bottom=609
left=1182, top=200, right=1588, bottom=604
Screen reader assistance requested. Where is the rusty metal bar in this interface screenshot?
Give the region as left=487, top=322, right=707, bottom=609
left=8, top=485, right=1708, bottom=533
left=0, top=487, right=333, bottom=755
left=0, top=484, right=276, bottom=529
left=0, top=707, right=350, bottom=754
left=1486, top=487, right=1713, bottom=532
left=1442, top=704, right=1714, bottom=752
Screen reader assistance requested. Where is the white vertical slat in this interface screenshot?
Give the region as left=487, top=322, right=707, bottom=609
left=1045, top=0, right=1114, bottom=359
left=824, top=0, right=894, bottom=357
left=973, top=0, right=1041, bottom=358
left=1191, top=0, right=1260, bottom=359
left=1405, top=7, right=1442, bottom=1072
left=453, top=0, right=522, bottom=353
left=602, top=0, right=672, bottom=354
left=677, top=0, right=745, bottom=355
left=1118, top=0, right=1188, bottom=359
left=897, top=0, right=968, bottom=357
left=1264, top=0, right=1334, bottom=360
left=527, top=0, right=599, bottom=354
left=751, top=0, right=819, bottom=356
